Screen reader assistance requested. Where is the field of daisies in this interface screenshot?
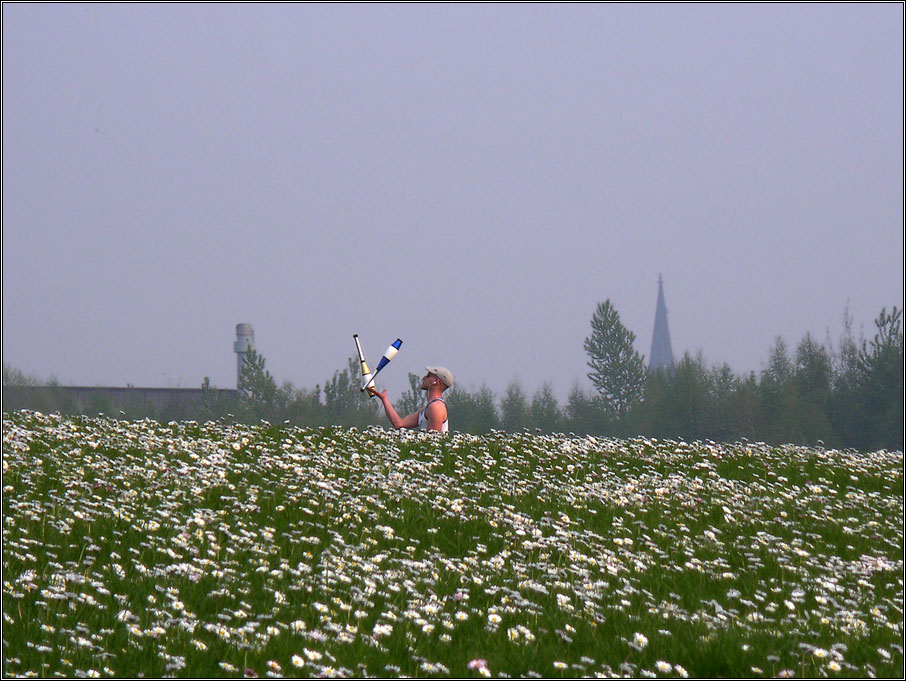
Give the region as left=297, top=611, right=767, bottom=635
left=2, top=410, right=903, bottom=679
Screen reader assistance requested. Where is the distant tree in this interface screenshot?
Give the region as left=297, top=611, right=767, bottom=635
left=238, top=346, right=284, bottom=423
left=199, top=376, right=238, bottom=422
left=854, top=307, right=904, bottom=450
left=634, top=358, right=761, bottom=443
left=726, top=371, right=762, bottom=441
left=584, top=300, right=647, bottom=418
left=667, top=352, right=712, bottom=440
left=2, top=364, right=44, bottom=387
left=208, top=362, right=323, bottom=426
left=1, top=365, right=53, bottom=413
left=759, top=337, right=797, bottom=444
left=444, top=385, right=498, bottom=434
left=706, top=362, right=741, bottom=442
left=394, top=372, right=423, bottom=417
left=471, top=386, right=500, bottom=433
left=631, top=369, right=671, bottom=438
left=829, top=307, right=864, bottom=448
left=286, top=384, right=324, bottom=426
left=323, top=357, right=380, bottom=428
left=762, top=337, right=793, bottom=388
left=530, top=383, right=562, bottom=433
left=499, top=380, right=530, bottom=432
left=794, top=334, right=832, bottom=404
left=790, top=333, right=834, bottom=445
left=564, top=384, right=606, bottom=436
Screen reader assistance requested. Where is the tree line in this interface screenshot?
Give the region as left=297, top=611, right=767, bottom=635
left=3, top=304, right=902, bottom=451
left=566, top=301, right=904, bottom=451
left=228, top=302, right=903, bottom=451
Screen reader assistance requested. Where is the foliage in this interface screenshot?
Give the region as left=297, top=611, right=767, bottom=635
left=529, top=382, right=561, bottom=434
left=853, top=307, right=904, bottom=451
left=443, top=385, right=499, bottom=434
left=584, top=300, right=647, bottom=417
left=237, top=346, right=283, bottom=423
left=828, top=307, right=864, bottom=448
left=3, top=363, right=45, bottom=387
left=565, top=384, right=607, bottom=436
left=394, top=372, right=424, bottom=417
left=790, top=333, right=834, bottom=444
left=322, top=357, right=381, bottom=428
left=499, top=381, right=529, bottom=433
left=759, top=337, right=796, bottom=444
left=199, top=377, right=235, bottom=422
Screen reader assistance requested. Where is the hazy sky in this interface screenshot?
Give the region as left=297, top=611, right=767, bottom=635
left=3, top=3, right=903, bottom=403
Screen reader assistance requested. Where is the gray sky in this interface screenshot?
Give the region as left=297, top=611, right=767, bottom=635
left=3, top=3, right=904, bottom=403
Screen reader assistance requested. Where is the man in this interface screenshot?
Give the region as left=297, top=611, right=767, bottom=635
left=369, top=366, right=453, bottom=433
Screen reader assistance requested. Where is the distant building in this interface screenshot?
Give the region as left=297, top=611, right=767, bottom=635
left=649, top=275, right=674, bottom=371
left=2, top=324, right=251, bottom=418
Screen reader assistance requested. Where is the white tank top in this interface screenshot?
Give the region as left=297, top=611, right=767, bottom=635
left=418, top=398, right=449, bottom=433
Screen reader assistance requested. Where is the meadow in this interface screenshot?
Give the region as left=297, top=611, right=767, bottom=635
left=2, top=410, right=903, bottom=678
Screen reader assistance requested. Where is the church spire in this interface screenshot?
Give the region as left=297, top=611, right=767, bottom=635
left=649, top=274, right=674, bottom=371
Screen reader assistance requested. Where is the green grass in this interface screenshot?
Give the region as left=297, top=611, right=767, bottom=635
left=2, top=411, right=903, bottom=678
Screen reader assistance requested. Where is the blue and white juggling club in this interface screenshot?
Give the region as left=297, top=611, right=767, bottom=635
left=361, top=338, right=402, bottom=391
left=374, top=338, right=402, bottom=374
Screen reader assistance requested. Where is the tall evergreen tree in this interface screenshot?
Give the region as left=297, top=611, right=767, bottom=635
left=855, top=307, right=904, bottom=450
left=584, top=299, right=646, bottom=417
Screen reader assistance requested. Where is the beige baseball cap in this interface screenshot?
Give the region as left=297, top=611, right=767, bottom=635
left=425, top=366, right=454, bottom=388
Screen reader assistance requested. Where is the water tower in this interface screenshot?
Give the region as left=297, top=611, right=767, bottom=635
left=234, top=323, right=254, bottom=388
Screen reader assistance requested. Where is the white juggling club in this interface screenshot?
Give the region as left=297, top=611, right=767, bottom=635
left=353, top=334, right=375, bottom=395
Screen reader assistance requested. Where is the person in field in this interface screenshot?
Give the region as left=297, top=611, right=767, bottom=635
left=369, top=366, right=453, bottom=433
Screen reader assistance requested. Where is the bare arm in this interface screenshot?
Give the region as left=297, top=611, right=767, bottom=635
left=370, top=388, right=419, bottom=429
